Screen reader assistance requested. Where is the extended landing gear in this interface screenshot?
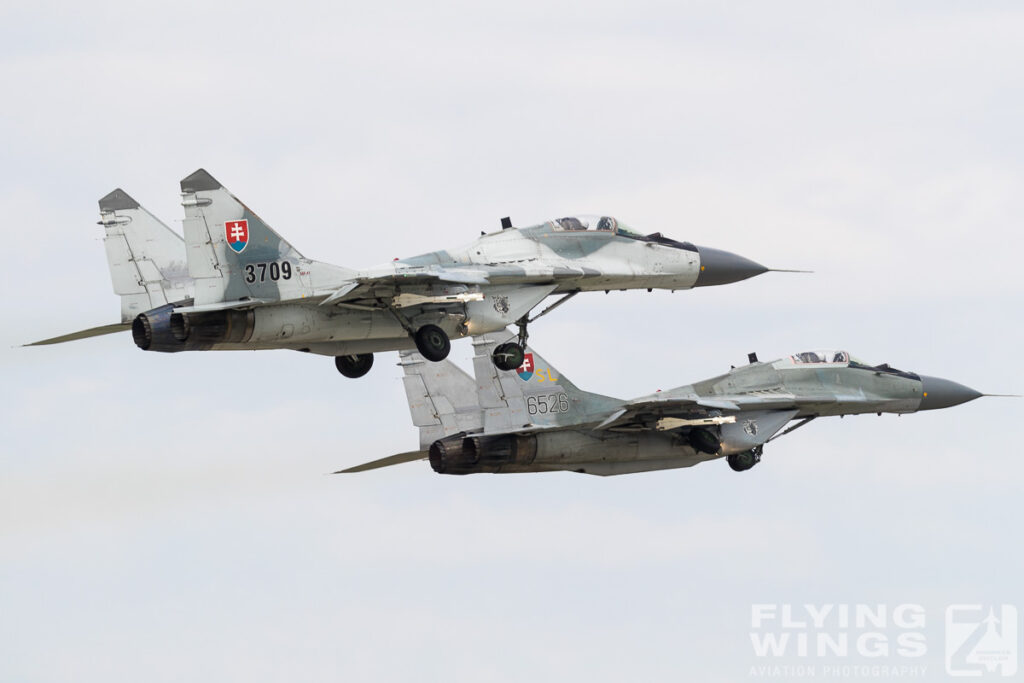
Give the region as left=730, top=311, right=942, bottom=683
left=335, top=353, right=374, bottom=378
left=727, top=446, right=762, bottom=472
left=414, top=324, right=451, bottom=362
left=489, top=290, right=581, bottom=372
left=385, top=304, right=451, bottom=363
left=492, top=342, right=525, bottom=372
left=491, top=315, right=530, bottom=371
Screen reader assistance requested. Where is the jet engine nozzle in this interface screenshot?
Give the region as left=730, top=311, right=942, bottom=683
left=429, top=434, right=538, bottom=474
left=428, top=436, right=475, bottom=475
left=131, top=305, right=254, bottom=353
left=131, top=303, right=174, bottom=351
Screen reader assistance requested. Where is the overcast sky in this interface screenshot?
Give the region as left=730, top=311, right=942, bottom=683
left=2, top=2, right=1023, bottom=681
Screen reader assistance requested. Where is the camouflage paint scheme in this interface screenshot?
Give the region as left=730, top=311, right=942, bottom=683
left=28, top=169, right=769, bottom=360
left=339, top=336, right=985, bottom=476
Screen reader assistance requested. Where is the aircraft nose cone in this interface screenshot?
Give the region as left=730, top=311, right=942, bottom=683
left=694, top=246, right=769, bottom=287
left=919, top=375, right=983, bottom=410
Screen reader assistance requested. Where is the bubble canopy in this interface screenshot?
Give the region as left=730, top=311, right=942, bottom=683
left=534, top=214, right=698, bottom=253
left=549, top=215, right=643, bottom=237
left=791, top=350, right=851, bottom=364
left=788, top=351, right=920, bottom=379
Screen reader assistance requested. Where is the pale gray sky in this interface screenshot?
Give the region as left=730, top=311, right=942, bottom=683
left=2, top=2, right=1022, bottom=681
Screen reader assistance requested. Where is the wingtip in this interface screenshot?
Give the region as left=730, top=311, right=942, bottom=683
left=180, top=168, right=222, bottom=192
left=98, top=188, right=140, bottom=211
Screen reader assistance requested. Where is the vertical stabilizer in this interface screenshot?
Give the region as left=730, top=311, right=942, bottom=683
left=400, top=350, right=484, bottom=448
left=178, top=169, right=353, bottom=306
left=471, top=332, right=623, bottom=433
left=98, top=189, right=192, bottom=322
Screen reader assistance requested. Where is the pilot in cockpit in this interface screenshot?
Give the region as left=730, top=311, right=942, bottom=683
left=557, top=217, right=587, bottom=231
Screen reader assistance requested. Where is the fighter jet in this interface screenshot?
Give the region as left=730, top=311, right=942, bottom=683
left=27, top=169, right=777, bottom=377
left=339, top=337, right=1010, bottom=475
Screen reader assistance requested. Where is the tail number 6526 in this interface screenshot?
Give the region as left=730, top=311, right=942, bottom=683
left=526, top=393, right=570, bottom=415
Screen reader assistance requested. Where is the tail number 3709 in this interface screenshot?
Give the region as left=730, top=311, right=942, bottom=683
left=244, top=261, right=293, bottom=283
left=526, top=393, right=570, bottom=415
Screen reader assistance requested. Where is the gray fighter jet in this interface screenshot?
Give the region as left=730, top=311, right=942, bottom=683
left=340, top=337, right=1009, bottom=475
left=27, top=169, right=777, bottom=377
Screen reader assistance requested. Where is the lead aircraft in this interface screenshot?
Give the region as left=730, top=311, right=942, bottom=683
left=28, top=169, right=777, bottom=377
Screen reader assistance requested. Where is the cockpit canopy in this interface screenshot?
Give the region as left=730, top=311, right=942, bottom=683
left=791, top=350, right=851, bottom=365
left=550, top=215, right=643, bottom=237
left=543, top=215, right=697, bottom=252
left=788, top=350, right=919, bottom=379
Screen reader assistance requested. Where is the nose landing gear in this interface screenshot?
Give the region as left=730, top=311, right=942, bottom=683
left=492, top=342, right=526, bottom=371
left=489, top=290, right=581, bottom=371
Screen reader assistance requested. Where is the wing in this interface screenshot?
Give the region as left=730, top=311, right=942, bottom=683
left=167, top=267, right=492, bottom=314
left=318, top=269, right=492, bottom=308
left=317, top=260, right=590, bottom=309
left=592, top=396, right=740, bottom=431
left=593, top=392, right=809, bottom=432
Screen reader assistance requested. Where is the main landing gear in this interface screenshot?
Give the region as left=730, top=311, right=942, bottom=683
left=334, top=321, right=451, bottom=378
left=413, top=324, right=451, bottom=362
left=727, top=446, right=762, bottom=472
left=335, top=353, right=374, bottom=378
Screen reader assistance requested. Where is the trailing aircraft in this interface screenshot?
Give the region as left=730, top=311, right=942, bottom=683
left=339, top=337, right=1010, bottom=475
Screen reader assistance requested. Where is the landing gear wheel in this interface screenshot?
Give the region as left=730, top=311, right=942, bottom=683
left=414, top=324, right=451, bottom=362
left=335, top=353, right=374, bottom=378
left=727, top=447, right=762, bottom=472
left=492, top=342, right=526, bottom=371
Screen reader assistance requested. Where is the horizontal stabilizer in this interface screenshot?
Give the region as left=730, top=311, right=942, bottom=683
left=25, top=323, right=130, bottom=346
left=335, top=450, right=428, bottom=473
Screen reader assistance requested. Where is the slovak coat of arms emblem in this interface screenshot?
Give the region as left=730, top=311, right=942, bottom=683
left=225, top=219, right=249, bottom=253
left=516, top=353, right=535, bottom=381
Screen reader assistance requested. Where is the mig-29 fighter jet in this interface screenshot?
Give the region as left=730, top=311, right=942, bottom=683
left=28, top=169, right=777, bottom=378
left=339, top=337, right=1009, bottom=475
